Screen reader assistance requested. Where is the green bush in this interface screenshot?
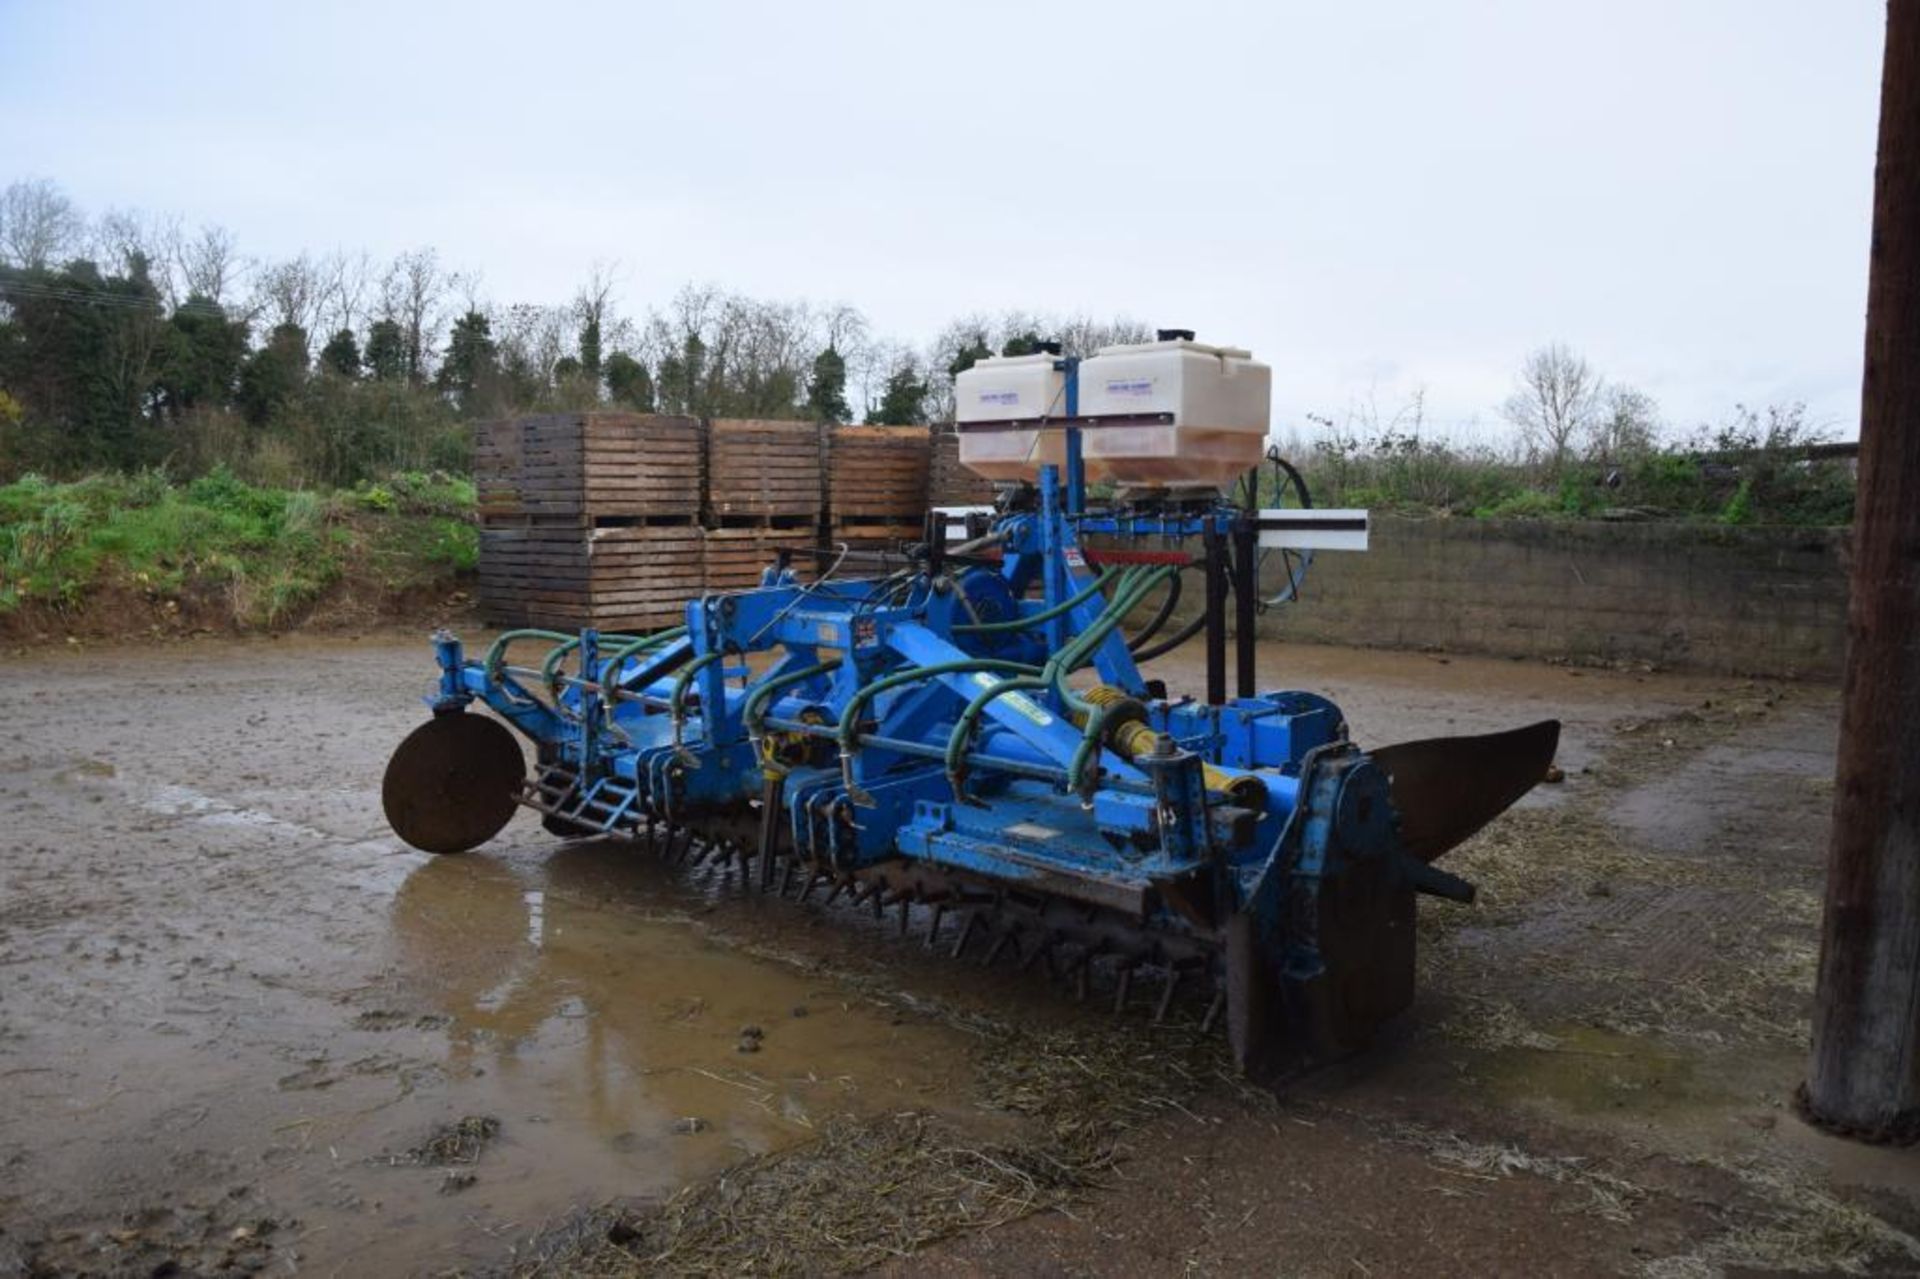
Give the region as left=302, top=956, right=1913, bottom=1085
left=0, top=469, right=476, bottom=626
left=1282, top=412, right=1853, bottom=528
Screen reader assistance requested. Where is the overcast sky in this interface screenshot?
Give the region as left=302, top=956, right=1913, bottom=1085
left=0, top=1, right=1887, bottom=440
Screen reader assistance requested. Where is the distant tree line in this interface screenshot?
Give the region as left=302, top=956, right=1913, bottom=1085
left=1294, top=346, right=1851, bottom=526
left=0, top=178, right=1149, bottom=487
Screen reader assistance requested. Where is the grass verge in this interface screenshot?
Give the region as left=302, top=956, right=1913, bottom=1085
left=0, top=466, right=477, bottom=632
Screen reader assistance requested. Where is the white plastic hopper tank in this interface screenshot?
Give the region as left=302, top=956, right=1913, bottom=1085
left=955, top=351, right=1100, bottom=483
left=1078, top=334, right=1271, bottom=490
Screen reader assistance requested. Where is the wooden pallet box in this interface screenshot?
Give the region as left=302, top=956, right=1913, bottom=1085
left=474, top=413, right=704, bottom=521
left=703, top=524, right=819, bottom=593
left=707, top=419, right=823, bottom=518
left=929, top=426, right=996, bottom=506
left=825, top=516, right=925, bottom=556
left=478, top=524, right=703, bottom=633
left=825, top=425, right=930, bottom=521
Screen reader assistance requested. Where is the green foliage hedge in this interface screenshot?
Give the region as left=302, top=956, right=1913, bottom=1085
left=0, top=468, right=477, bottom=625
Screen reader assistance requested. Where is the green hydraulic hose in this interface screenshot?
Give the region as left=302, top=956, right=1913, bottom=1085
left=669, top=650, right=728, bottom=754
left=942, top=567, right=1165, bottom=793
left=483, top=629, right=575, bottom=684
left=599, top=626, right=688, bottom=700
left=834, top=658, right=1041, bottom=753
left=947, top=565, right=1167, bottom=794
left=951, top=566, right=1119, bottom=634
left=1060, top=567, right=1175, bottom=792
left=744, top=659, right=840, bottom=753
left=830, top=657, right=1045, bottom=806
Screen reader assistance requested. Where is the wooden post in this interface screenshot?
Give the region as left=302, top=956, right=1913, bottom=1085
left=1804, top=2, right=1920, bottom=1141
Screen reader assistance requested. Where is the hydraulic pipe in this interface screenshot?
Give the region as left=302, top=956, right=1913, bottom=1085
left=743, top=659, right=839, bottom=767
left=945, top=567, right=1168, bottom=794
left=951, top=567, right=1118, bottom=634
left=668, top=651, right=727, bottom=752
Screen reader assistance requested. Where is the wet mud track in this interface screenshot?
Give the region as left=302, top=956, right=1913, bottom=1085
left=1, top=634, right=1915, bottom=1275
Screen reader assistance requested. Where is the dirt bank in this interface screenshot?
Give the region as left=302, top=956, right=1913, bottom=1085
left=0, top=635, right=1913, bottom=1275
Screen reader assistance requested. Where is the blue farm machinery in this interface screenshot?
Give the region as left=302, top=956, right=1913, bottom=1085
left=384, top=334, right=1559, bottom=1075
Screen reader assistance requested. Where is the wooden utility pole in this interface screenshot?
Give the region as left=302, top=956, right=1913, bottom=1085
left=1805, top=1, right=1920, bottom=1142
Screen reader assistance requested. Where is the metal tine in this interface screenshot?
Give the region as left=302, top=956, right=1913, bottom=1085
left=1153, top=965, right=1181, bottom=1025
left=1112, top=964, right=1135, bottom=1015
left=823, top=877, right=850, bottom=908
left=757, top=775, right=785, bottom=893
left=923, top=903, right=947, bottom=948
left=1019, top=932, right=1054, bottom=975
left=798, top=872, right=826, bottom=904
left=780, top=861, right=799, bottom=898
left=1200, top=991, right=1226, bottom=1035
left=897, top=893, right=914, bottom=937
left=982, top=927, right=1018, bottom=968
left=948, top=911, right=979, bottom=959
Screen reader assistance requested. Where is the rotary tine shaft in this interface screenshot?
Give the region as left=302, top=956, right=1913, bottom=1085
left=948, top=911, right=979, bottom=959
left=1154, top=965, right=1181, bottom=1025
left=756, top=775, right=785, bottom=893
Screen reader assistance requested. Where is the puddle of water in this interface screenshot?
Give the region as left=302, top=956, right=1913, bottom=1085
left=283, top=846, right=984, bottom=1273
left=1480, top=1025, right=1703, bottom=1118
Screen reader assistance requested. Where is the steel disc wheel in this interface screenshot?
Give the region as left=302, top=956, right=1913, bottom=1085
left=383, top=713, right=525, bottom=854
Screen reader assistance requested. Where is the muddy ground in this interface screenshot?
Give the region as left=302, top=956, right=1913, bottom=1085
left=1, top=633, right=1916, bottom=1276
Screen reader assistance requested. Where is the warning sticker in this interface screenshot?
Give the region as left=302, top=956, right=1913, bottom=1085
left=968, top=672, right=1056, bottom=727
left=1064, top=547, right=1086, bottom=568
left=978, top=390, right=1019, bottom=407
left=1105, top=378, right=1155, bottom=398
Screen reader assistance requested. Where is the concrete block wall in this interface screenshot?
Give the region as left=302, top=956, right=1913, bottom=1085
left=1256, top=517, right=1850, bottom=679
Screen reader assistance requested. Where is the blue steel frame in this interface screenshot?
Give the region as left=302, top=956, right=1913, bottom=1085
left=423, top=414, right=1451, bottom=1048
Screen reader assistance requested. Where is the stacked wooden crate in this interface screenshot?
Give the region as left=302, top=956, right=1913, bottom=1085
left=704, top=419, right=823, bottom=589
left=825, top=425, right=930, bottom=550
left=475, top=413, right=705, bottom=632
left=928, top=426, right=996, bottom=506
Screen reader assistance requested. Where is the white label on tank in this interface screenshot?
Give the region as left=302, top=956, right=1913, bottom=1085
left=1105, top=378, right=1155, bottom=397
left=978, top=390, right=1019, bottom=406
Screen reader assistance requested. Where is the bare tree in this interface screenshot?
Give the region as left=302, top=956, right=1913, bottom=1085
left=91, top=206, right=180, bottom=301
left=821, top=302, right=868, bottom=355
left=1054, top=312, right=1152, bottom=358
left=495, top=301, right=570, bottom=392
left=0, top=178, right=85, bottom=269
left=177, top=224, right=241, bottom=304
left=1501, top=343, right=1603, bottom=471
left=381, top=248, right=447, bottom=384
left=573, top=261, right=621, bottom=383
left=253, top=253, right=326, bottom=334
left=1588, top=385, right=1661, bottom=462
left=315, top=249, right=376, bottom=337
